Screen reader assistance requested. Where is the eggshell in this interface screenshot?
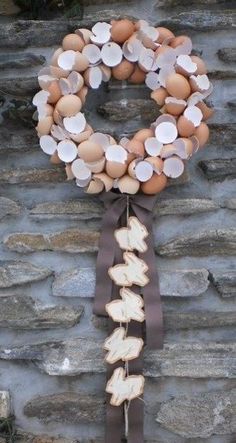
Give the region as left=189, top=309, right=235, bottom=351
left=170, top=35, right=192, bottom=52
left=165, top=74, right=191, bottom=100
left=112, top=60, right=135, bottom=80
left=56, top=95, right=82, bottom=117
left=151, top=88, right=168, bottom=106
left=86, top=157, right=105, bottom=173
left=177, top=115, right=195, bottom=137
left=62, top=34, right=85, bottom=52
left=127, top=139, right=145, bottom=157
left=51, top=47, right=63, bottom=66
left=76, top=28, right=93, bottom=45
left=50, top=65, right=70, bottom=79
left=111, top=19, right=135, bottom=43
left=156, top=27, right=175, bottom=43
left=94, top=173, right=113, bottom=191
left=133, top=128, right=154, bottom=143
left=141, top=173, right=167, bottom=194
left=86, top=178, right=104, bottom=194
left=190, top=56, right=207, bottom=75
left=146, top=156, right=164, bottom=174
left=194, top=122, right=209, bottom=148
left=73, top=52, right=89, bottom=72
left=36, top=116, right=53, bottom=136
left=128, top=65, right=146, bottom=84
left=78, top=140, right=104, bottom=162
left=196, top=101, right=214, bottom=120
left=128, top=159, right=138, bottom=178
left=165, top=97, right=186, bottom=116
left=160, top=144, right=177, bottom=159
left=106, top=161, right=127, bottom=178
left=118, top=175, right=140, bottom=194
left=50, top=151, right=62, bottom=165
left=47, top=81, right=62, bottom=104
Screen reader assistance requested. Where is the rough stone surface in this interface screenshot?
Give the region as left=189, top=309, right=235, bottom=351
left=210, top=270, right=236, bottom=297
left=0, top=261, right=52, bottom=289
left=156, top=389, right=236, bottom=438
left=0, top=296, right=83, bottom=329
left=0, top=391, right=11, bottom=418
left=0, top=53, right=45, bottom=70
left=4, top=230, right=99, bottom=253
left=0, top=128, right=39, bottom=152
left=0, top=197, right=21, bottom=220
left=52, top=268, right=209, bottom=298
left=209, top=123, right=236, bottom=149
left=98, top=99, right=159, bottom=122
left=0, top=167, right=66, bottom=185
left=1, top=339, right=235, bottom=378
left=156, top=198, right=219, bottom=216
left=199, top=158, right=236, bottom=181
left=157, top=229, right=236, bottom=257
left=218, top=47, right=236, bottom=63
left=158, top=10, right=236, bottom=31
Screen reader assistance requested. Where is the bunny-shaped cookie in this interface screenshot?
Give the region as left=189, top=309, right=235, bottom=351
left=108, top=252, right=149, bottom=287
left=115, top=216, right=148, bottom=252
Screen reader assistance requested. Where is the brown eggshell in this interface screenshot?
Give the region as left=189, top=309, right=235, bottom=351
left=51, top=47, right=63, bottom=66
left=127, top=139, right=145, bottom=157
left=106, top=161, right=127, bottom=178
left=177, top=115, right=195, bottom=137
left=86, top=157, right=105, bottom=173
left=50, top=65, right=70, bottom=79
left=77, top=86, right=88, bottom=105
left=36, top=116, right=53, bottom=136
left=73, top=52, right=89, bottom=72
left=47, top=81, right=62, bottom=104
left=156, top=27, right=175, bottom=43
left=133, top=128, right=154, bottom=143
left=128, top=65, right=146, bottom=84
left=196, top=101, right=214, bottom=120
left=190, top=56, right=207, bottom=75
left=111, top=19, right=135, bottom=43
left=160, top=144, right=177, bottom=159
left=151, top=88, right=168, bottom=106
left=146, top=156, right=164, bottom=174
left=78, top=140, right=104, bottom=162
left=62, top=33, right=85, bottom=52
left=86, top=178, right=104, bottom=194
left=128, top=159, right=138, bottom=178
left=56, top=95, right=82, bottom=117
left=166, top=74, right=191, bottom=100
left=50, top=151, right=62, bottom=165
left=94, top=173, right=113, bottom=191
left=118, top=175, right=140, bottom=194
left=141, top=173, right=167, bottom=194
left=165, top=98, right=186, bottom=116
left=112, top=60, right=135, bottom=80
left=170, top=35, right=190, bottom=49
left=194, top=122, right=210, bottom=148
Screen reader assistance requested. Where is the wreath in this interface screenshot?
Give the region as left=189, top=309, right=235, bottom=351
left=33, top=18, right=213, bottom=443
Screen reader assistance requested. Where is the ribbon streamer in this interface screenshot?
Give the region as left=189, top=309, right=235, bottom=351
left=94, top=191, right=163, bottom=350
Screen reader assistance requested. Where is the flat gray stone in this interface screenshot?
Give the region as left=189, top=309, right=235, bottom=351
left=218, top=48, right=236, bottom=63
left=209, top=123, right=236, bottom=149
left=157, top=229, right=236, bottom=257
left=0, top=76, right=38, bottom=96
left=4, top=230, right=99, bottom=254
left=210, top=270, right=236, bottom=297
left=157, top=10, right=235, bottom=31
left=0, top=261, right=52, bottom=289
left=156, top=388, right=236, bottom=438
left=199, top=158, right=236, bottom=181
left=98, top=99, right=159, bottom=122
left=224, top=198, right=236, bottom=210
left=1, top=339, right=235, bottom=378
left=0, top=52, right=45, bottom=69
left=0, top=391, right=11, bottom=418
left=0, top=197, right=21, bottom=220
left=52, top=268, right=209, bottom=298
left=0, top=128, right=38, bottom=153
left=156, top=198, right=219, bottom=216
left=0, top=296, right=83, bottom=329
left=0, top=167, right=66, bottom=185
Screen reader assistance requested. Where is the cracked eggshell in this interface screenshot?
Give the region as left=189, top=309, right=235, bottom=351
left=101, top=42, right=123, bottom=67
left=70, top=124, right=93, bottom=143
left=86, top=157, right=106, bottom=173
left=133, top=128, right=154, bottom=143
left=135, top=160, right=153, bottom=182
left=145, top=72, right=160, bottom=91
left=50, top=65, right=70, bottom=79
left=127, top=139, right=145, bottom=157
left=40, top=135, right=57, bottom=155
left=50, top=151, right=62, bottom=164
left=71, top=158, right=91, bottom=181
left=86, top=178, right=104, bottom=194
left=165, top=73, right=191, bottom=100
left=84, top=66, right=103, bottom=89
left=176, top=54, right=197, bottom=76
left=184, top=105, right=203, bottom=127
left=100, top=64, right=112, bottom=82
left=46, top=81, right=61, bottom=104
left=163, top=156, right=184, bottom=178
left=65, top=164, right=75, bottom=180
left=123, top=36, right=143, bottom=63
left=94, top=172, right=113, bottom=191
left=156, top=27, right=175, bottom=43
left=51, top=47, right=63, bottom=66
left=63, top=112, right=86, bottom=134
left=128, top=65, right=146, bottom=84
left=170, top=35, right=192, bottom=55
left=177, top=115, right=195, bottom=137
left=57, top=140, right=78, bottom=162
left=75, top=28, right=93, bottom=45
left=160, top=144, right=177, bottom=159
left=90, top=22, right=111, bottom=45
left=36, top=116, right=53, bottom=136
left=145, top=156, right=163, bottom=174
left=190, top=74, right=210, bottom=93
left=118, top=175, right=140, bottom=194
left=82, top=44, right=101, bottom=65
left=144, top=137, right=162, bottom=156
left=78, top=140, right=104, bottom=162
left=194, top=122, right=209, bottom=148
left=190, top=56, right=207, bottom=75
left=196, top=101, right=214, bottom=120
left=112, top=60, right=134, bottom=80
left=62, top=33, right=85, bottom=52
left=128, top=159, right=138, bottom=178
left=111, top=19, right=135, bottom=43
left=77, top=85, right=88, bottom=105
left=151, top=87, right=168, bottom=106
left=56, top=94, right=82, bottom=117
left=165, top=97, right=186, bottom=116
left=173, top=138, right=193, bottom=159
left=138, top=48, right=158, bottom=72
left=73, top=52, right=90, bottom=73
left=155, top=121, right=178, bottom=144
left=141, top=172, right=167, bottom=194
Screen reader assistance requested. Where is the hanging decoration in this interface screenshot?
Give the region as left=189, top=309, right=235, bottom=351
left=33, top=17, right=213, bottom=443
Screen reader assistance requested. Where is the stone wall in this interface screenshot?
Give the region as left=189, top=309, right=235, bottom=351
left=0, top=0, right=236, bottom=442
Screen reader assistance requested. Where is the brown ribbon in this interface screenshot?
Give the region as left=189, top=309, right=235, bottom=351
left=94, top=191, right=164, bottom=350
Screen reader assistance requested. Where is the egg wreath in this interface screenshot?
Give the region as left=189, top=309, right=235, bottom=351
left=33, top=18, right=213, bottom=443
